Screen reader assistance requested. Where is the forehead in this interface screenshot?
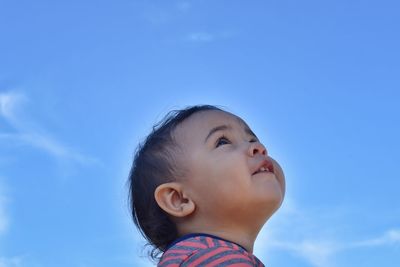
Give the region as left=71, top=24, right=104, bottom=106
left=173, top=110, right=250, bottom=142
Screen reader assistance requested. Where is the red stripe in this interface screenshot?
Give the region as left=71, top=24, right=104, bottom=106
left=218, top=239, right=228, bottom=247
left=231, top=243, right=240, bottom=250
left=163, top=248, right=194, bottom=255
left=208, top=253, right=253, bottom=267
left=159, top=254, right=187, bottom=265
left=158, top=236, right=264, bottom=267
left=177, top=241, right=207, bottom=249
left=187, top=247, right=230, bottom=266
left=205, top=237, right=215, bottom=247
left=159, top=263, right=180, bottom=267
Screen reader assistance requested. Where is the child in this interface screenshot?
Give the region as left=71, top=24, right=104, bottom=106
left=128, top=105, right=285, bottom=266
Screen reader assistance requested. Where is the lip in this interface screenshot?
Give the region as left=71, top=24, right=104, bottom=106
left=252, top=158, right=275, bottom=175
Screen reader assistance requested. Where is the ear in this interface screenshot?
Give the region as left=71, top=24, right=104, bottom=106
left=154, top=182, right=195, bottom=218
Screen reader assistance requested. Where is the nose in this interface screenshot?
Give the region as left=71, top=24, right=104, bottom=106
left=248, top=141, right=267, bottom=156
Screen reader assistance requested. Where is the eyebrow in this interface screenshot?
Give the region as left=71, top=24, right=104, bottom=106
left=204, top=124, right=258, bottom=143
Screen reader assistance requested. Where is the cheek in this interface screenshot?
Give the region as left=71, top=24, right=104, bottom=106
left=209, top=163, right=251, bottom=199
left=270, top=157, right=286, bottom=197
left=214, top=151, right=251, bottom=180
left=186, top=152, right=250, bottom=199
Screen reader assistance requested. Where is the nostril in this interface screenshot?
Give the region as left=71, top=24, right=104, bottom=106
left=248, top=142, right=267, bottom=156
left=256, top=144, right=267, bottom=156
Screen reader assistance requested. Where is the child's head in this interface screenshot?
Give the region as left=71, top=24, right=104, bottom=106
left=128, top=105, right=285, bottom=259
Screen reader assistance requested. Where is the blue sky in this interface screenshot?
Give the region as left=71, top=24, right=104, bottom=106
left=1, top=0, right=399, bottom=266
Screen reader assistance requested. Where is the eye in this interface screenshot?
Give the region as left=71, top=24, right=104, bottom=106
left=249, top=138, right=258, bottom=143
left=216, top=135, right=231, bottom=147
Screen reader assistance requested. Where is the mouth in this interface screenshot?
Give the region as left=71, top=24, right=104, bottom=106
left=252, top=159, right=275, bottom=175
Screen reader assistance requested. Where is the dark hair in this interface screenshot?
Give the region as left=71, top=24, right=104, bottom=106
left=128, top=104, right=225, bottom=262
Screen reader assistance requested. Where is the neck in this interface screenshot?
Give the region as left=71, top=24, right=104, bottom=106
left=178, top=219, right=263, bottom=253
left=202, top=229, right=257, bottom=252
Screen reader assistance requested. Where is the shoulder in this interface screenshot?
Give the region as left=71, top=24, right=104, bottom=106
left=158, top=235, right=264, bottom=267
left=158, top=235, right=208, bottom=267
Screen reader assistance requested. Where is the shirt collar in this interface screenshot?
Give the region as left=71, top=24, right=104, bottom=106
left=165, top=232, right=248, bottom=252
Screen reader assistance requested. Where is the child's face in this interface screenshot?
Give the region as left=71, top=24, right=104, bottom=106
left=173, top=110, right=285, bottom=225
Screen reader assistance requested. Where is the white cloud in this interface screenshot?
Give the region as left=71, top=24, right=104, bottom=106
left=176, top=1, right=191, bottom=12
left=0, top=177, right=10, bottom=236
left=256, top=197, right=399, bottom=267
left=265, top=230, right=400, bottom=267
left=185, top=30, right=235, bottom=43
left=0, top=91, right=97, bottom=165
left=142, top=7, right=170, bottom=24
left=296, top=240, right=337, bottom=267
left=18, top=133, right=98, bottom=165
left=0, top=91, right=26, bottom=125
left=186, top=32, right=214, bottom=42
left=0, top=256, right=22, bottom=267
left=141, top=1, right=192, bottom=24
left=0, top=182, right=24, bottom=267
left=265, top=239, right=338, bottom=267
left=348, top=228, right=400, bottom=248
left=0, top=191, right=8, bottom=235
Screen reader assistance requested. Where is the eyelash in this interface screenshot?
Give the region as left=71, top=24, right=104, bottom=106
left=215, top=135, right=258, bottom=148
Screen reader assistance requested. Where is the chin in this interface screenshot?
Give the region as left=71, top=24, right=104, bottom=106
left=258, top=192, right=284, bottom=216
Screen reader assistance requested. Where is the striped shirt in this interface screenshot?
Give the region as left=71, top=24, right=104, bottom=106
left=158, top=233, right=265, bottom=267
